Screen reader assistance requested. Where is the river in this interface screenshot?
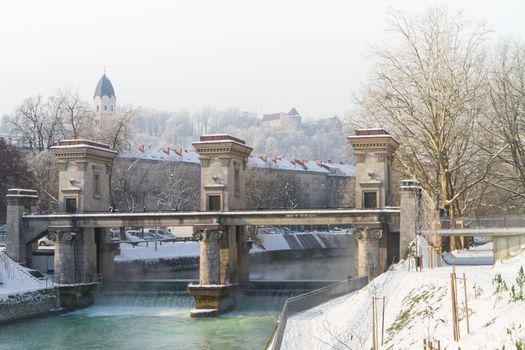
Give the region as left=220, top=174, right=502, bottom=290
left=0, top=253, right=355, bottom=349
left=0, top=294, right=278, bottom=350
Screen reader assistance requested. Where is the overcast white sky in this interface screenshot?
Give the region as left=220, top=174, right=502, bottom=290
left=1, top=1, right=524, bottom=120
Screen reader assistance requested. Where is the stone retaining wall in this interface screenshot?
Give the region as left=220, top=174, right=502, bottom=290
left=0, top=288, right=60, bottom=324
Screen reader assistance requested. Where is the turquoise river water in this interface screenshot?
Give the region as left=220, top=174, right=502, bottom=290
left=0, top=295, right=279, bottom=350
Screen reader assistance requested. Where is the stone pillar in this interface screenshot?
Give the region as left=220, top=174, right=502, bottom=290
left=50, top=231, right=77, bottom=284
left=236, top=226, right=250, bottom=282
left=355, top=228, right=383, bottom=278
left=188, top=227, right=235, bottom=317
left=196, top=229, right=223, bottom=284
left=348, top=129, right=399, bottom=209
left=75, top=228, right=97, bottom=283
left=51, top=140, right=118, bottom=284
left=189, top=135, right=253, bottom=317
left=400, top=180, right=421, bottom=260
left=6, top=189, right=38, bottom=265
left=98, top=229, right=119, bottom=280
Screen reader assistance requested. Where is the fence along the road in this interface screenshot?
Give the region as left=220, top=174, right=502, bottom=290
left=270, top=276, right=368, bottom=350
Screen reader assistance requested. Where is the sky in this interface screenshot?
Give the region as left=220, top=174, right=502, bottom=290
left=1, top=0, right=525, bottom=120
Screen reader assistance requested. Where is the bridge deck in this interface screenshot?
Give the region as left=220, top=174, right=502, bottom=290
left=23, top=208, right=400, bottom=229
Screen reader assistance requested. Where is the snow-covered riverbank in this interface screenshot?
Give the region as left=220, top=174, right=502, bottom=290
left=282, top=243, right=525, bottom=349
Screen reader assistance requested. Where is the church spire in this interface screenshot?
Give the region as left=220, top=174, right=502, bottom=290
left=93, top=72, right=117, bottom=126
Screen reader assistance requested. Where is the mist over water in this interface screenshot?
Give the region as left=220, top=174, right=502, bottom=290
left=250, top=247, right=356, bottom=281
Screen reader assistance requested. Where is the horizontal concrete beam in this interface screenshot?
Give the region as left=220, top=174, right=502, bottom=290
left=23, top=208, right=400, bottom=229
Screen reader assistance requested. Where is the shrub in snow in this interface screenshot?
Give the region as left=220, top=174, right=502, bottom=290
left=510, top=266, right=525, bottom=302
left=504, top=326, right=525, bottom=350
left=493, top=273, right=509, bottom=307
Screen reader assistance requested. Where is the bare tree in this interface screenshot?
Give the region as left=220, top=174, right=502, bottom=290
left=161, top=109, right=194, bottom=146
left=92, top=105, right=138, bottom=207
left=0, top=139, right=34, bottom=223
left=58, top=91, right=93, bottom=139
left=112, top=157, right=151, bottom=212
left=154, top=163, right=199, bottom=211
left=275, top=173, right=304, bottom=209
left=353, top=8, right=494, bottom=218
left=193, top=107, right=217, bottom=135
left=245, top=167, right=279, bottom=209
left=9, top=95, right=63, bottom=152
left=24, top=150, right=59, bottom=214
left=95, top=105, right=137, bottom=152
left=486, top=40, right=525, bottom=203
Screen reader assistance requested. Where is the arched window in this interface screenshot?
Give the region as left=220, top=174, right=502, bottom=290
left=96, top=105, right=99, bottom=112
left=104, top=105, right=107, bottom=111
left=111, top=105, right=114, bottom=112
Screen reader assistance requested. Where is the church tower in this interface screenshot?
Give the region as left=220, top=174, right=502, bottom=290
left=93, top=73, right=116, bottom=126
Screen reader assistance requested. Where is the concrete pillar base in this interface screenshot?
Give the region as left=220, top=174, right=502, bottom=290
left=187, top=284, right=237, bottom=317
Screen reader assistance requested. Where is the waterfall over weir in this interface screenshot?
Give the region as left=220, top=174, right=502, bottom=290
left=95, top=279, right=336, bottom=312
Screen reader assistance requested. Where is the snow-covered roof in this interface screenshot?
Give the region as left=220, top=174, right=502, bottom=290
left=119, top=147, right=355, bottom=176
left=120, top=147, right=200, bottom=164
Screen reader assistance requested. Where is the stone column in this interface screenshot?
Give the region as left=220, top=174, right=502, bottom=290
left=355, top=228, right=383, bottom=278
left=188, top=227, right=236, bottom=317
left=195, top=229, right=223, bottom=285
left=50, top=231, right=77, bottom=284
left=400, top=180, right=421, bottom=260
left=98, top=229, right=118, bottom=280
left=236, top=226, right=250, bottom=283
left=6, top=189, right=38, bottom=265
left=75, top=228, right=97, bottom=283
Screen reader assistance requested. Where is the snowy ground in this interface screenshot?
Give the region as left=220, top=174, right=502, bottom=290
left=116, top=241, right=200, bottom=262
left=0, top=252, right=48, bottom=300
left=116, top=231, right=350, bottom=261
left=282, top=242, right=525, bottom=349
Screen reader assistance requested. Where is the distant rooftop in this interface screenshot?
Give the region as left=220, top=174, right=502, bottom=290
left=355, top=128, right=390, bottom=136
left=56, top=139, right=112, bottom=150
left=119, top=146, right=355, bottom=176
left=199, top=134, right=246, bottom=144
left=262, top=107, right=302, bottom=122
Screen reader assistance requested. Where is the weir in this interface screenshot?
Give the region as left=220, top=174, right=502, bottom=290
left=6, top=129, right=421, bottom=317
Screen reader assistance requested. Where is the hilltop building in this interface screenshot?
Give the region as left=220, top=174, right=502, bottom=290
left=93, top=73, right=116, bottom=126
left=262, top=108, right=302, bottom=128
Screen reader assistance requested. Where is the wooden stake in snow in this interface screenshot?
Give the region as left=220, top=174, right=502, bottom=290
left=463, top=273, right=470, bottom=334
left=450, top=273, right=456, bottom=341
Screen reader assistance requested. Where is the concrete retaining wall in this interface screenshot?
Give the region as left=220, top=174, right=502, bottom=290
left=494, top=234, right=525, bottom=261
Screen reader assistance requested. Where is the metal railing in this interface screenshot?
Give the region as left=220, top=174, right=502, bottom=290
left=270, top=276, right=368, bottom=350
left=438, top=217, right=525, bottom=229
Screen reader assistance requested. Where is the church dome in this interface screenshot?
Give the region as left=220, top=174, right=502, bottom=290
left=94, top=74, right=116, bottom=99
